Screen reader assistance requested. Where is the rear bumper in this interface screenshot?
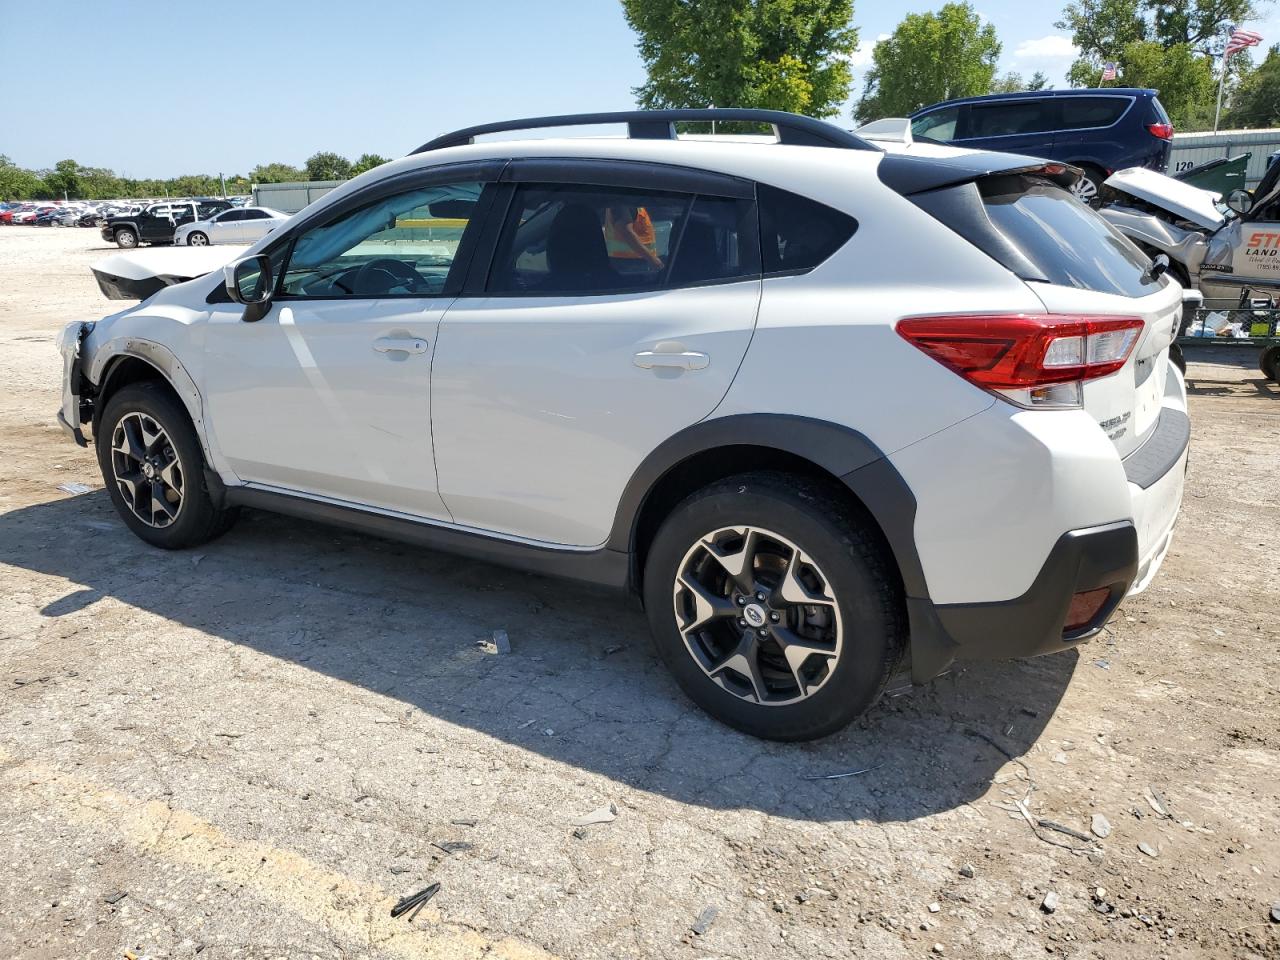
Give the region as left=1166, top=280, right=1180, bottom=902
left=929, top=520, right=1138, bottom=662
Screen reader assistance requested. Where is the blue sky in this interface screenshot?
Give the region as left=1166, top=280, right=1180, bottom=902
left=2, top=0, right=1277, bottom=177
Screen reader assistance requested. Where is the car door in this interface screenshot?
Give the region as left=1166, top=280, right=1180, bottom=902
left=208, top=209, right=242, bottom=243
left=955, top=98, right=1059, bottom=160
left=138, top=204, right=170, bottom=242
left=202, top=166, right=500, bottom=519
left=238, top=209, right=274, bottom=243
left=431, top=161, right=762, bottom=547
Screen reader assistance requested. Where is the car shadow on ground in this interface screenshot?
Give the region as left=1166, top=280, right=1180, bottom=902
left=0, top=492, right=1075, bottom=824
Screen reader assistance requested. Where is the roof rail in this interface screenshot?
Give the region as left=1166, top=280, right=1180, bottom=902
left=410, top=109, right=880, bottom=155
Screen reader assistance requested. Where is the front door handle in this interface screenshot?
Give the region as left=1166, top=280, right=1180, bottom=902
left=633, top=350, right=710, bottom=371
left=373, top=336, right=428, bottom=355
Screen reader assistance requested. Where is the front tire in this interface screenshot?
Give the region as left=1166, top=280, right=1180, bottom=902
left=642, top=472, right=906, bottom=741
left=1261, top=343, right=1280, bottom=384
left=114, top=227, right=138, bottom=248
left=187, top=231, right=209, bottom=246
left=97, top=382, right=238, bottom=549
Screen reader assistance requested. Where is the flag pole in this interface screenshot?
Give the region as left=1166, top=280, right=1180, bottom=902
left=1214, top=48, right=1228, bottom=132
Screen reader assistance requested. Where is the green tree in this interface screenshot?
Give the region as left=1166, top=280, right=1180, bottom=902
left=1225, top=43, right=1280, bottom=125
left=1057, top=0, right=1259, bottom=120
left=0, top=155, right=47, bottom=200
left=249, top=162, right=305, bottom=184
left=42, top=159, right=81, bottom=199
left=856, top=2, right=1000, bottom=120
left=350, top=153, right=391, bottom=176
left=621, top=0, right=858, bottom=117
left=304, top=151, right=352, bottom=181
left=992, top=70, right=1050, bottom=93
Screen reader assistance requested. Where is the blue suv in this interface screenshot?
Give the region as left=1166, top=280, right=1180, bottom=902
left=909, top=88, right=1173, bottom=204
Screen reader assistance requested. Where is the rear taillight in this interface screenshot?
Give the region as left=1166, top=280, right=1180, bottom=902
left=897, top=314, right=1144, bottom=409
left=1147, top=122, right=1173, bottom=140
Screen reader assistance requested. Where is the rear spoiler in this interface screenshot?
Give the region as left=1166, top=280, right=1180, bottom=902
left=878, top=151, right=1081, bottom=195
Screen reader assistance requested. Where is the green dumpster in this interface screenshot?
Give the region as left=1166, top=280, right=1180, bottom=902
left=1175, top=153, right=1250, bottom=194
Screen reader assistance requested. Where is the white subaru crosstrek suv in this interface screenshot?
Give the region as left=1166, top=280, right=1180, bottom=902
left=57, top=110, right=1190, bottom=741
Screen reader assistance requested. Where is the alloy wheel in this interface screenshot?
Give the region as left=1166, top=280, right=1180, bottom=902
left=189, top=232, right=208, bottom=246
left=1070, top=176, right=1098, bottom=204
left=110, top=412, right=184, bottom=528
left=672, top=525, right=843, bottom=707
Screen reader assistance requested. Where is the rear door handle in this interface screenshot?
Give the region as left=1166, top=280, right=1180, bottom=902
left=373, top=336, right=428, bottom=355
left=633, top=350, right=709, bottom=371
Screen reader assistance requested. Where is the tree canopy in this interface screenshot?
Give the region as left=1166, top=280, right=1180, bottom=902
left=1056, top=0, right=1259, bottom=127
left=855, top=2, right=1000, bottom=120
left=1225, top=43, right=1280, bottom=125
left=621, top=0, right=858, bottom=117
left=0, top=151, right=381, bottom=201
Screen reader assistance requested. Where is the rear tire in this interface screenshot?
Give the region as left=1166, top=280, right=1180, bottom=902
left=114, top=227, right=138, bottom=248
left=96, top=381, right=239, bottom=549
left=1260, top=344, right=1280, bottom=384
left=642, top=471, right=906, bottom=741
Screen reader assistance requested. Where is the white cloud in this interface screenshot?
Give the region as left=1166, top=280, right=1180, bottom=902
left=847, top=33, right=890, bottom=68
left=1012, top=35, right=1079, bottom=61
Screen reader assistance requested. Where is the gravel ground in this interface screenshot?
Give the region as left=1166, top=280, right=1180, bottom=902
left=1, top=226, right=1278, bottom=960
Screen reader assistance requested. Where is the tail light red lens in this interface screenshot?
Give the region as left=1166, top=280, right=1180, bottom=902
left=1147, top=122, right=1173, bottom=140
left=1064, top=587, right=1113, bottom=631
left=896, top=314, right=1144, bottom=393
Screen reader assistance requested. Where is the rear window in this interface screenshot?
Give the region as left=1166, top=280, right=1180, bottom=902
left=978, top=176, right=1159, bottom=296
left=758, top=184, right=857, bottom=274
left=1060, top=96, right=1129, bottom=130
left=911, top=106, right=960, bottom=142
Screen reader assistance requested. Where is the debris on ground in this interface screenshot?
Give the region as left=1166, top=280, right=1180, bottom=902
left=1090, top=813, right=1113, bottom=839
left=597, top=644, right=625, bottom=659
left=56, top=481, right=92, bottom=495
left=1041, top=890, right=1059, bottom=914
left=449, top=818, right=477, bottom=827
left=801, top=765, right=878, bottom=781
left=1146, top=785, right=1173, bottom=818
left=391, top=882, right=440, bottom=920
left=570, top=802, right=618, bottom=826
left=572, top=826, right=588, bottom=840
left=691, top=905, right=719, bottom=936
left=431, top=840, right=474, bottom=856
left=928, top=902, right=940, bottom=913
left=190, top=553, right=206, bottom=568
left=1037, top=819, right=1094, bottom=843
left=959, top=864, right=975, bottom=878
left=102, top=891, right=128, bottom=905
left=1138, top=841, right=1160, bottom=858
left=1093, top=658, right=1111, bottom=669
left=1270, top=901, right=1280, bottom=922
left=478, top=630, right=511, bottom=655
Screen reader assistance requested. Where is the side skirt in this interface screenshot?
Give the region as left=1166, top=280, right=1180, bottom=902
left=223, top=486, right=632, bottom=590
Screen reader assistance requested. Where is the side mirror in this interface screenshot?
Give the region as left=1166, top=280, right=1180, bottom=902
left=224, top=255, right=273, bottom=321
left=1226, top=188, right=1253, bottom=214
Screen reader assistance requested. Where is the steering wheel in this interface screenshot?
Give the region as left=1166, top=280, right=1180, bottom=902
left=353, top=258, right=423, bottom=295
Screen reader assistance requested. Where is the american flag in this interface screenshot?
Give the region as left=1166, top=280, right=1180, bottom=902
left=1101, top=62, right=1117, bottom=81
left=1225, top=25, right=1262, bottom=57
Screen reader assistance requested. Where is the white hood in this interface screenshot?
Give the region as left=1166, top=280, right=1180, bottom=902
left=91, top=246, right=247, bottom=300
left=1104, top=167, right=1225, bottom=231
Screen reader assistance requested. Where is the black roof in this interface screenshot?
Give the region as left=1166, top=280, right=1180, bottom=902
left=912, top=88, right=1159, bottom=116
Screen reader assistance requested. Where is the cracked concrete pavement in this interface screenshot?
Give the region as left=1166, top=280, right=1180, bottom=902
left=1, top=227, right=1278, bottom=959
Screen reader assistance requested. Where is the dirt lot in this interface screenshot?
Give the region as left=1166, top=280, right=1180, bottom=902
left=0, top=225, right=1277, bottom=960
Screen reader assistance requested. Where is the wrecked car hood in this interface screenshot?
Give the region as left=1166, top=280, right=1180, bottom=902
left=1104, top=167, right=1225, bottom=231
left=92, top=246, right=247, bottom=300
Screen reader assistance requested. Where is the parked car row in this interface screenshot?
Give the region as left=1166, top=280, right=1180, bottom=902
left=97, top=199, right=287, bottom=248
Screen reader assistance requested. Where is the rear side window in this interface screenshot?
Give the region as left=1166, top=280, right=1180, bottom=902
left=911, top=106, right=960, bottom=141
left=978, top=175, right=1158, bottom=296
left=758, top=184, right=857, bottom=274
left=487, top=184, right=758, bottom=295
left=966, top=101, right=1056, bottom=138
left=1060, top=96, right=1129, bottom=130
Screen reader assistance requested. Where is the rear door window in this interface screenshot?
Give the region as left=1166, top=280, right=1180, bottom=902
left=758, top=184, right=857, bottom=274
left=965, top=100, right=1057, bottom=138
left=1060, top=96, right=1130, bottom=130
left=486, top=184, right=758, bottom=295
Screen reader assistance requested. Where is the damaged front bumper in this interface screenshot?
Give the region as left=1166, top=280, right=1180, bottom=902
left=56, top=320, right=94, bottom=447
